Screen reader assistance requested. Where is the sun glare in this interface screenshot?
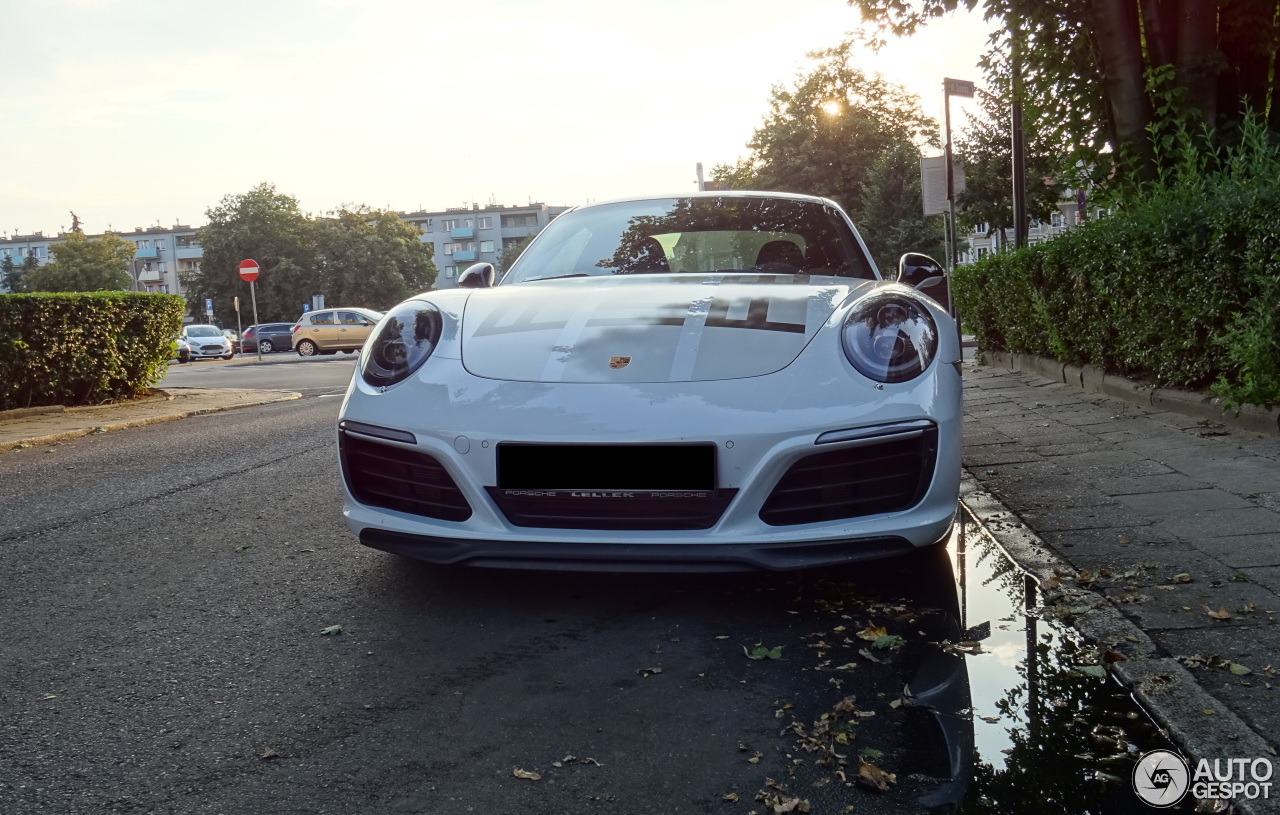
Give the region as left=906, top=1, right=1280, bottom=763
left=820, top=100, right=843, bottom=116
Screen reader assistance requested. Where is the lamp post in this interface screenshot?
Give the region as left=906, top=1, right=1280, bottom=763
left=943, top=77, right=975, bottom=273
left=1011, top=27, right=1028, bottom=248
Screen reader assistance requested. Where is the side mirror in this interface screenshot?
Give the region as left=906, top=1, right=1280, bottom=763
left=896, top=253, right=951, bottom=314
left=457, top=262, right=496, bottom=289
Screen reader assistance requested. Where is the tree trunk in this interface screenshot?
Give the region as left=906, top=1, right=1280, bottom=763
left=1089, top=0, right=1155, bottom=180
left=1177, top=0, right=1221, bottom=127
left=1218, top=0, right=1279, bottom=122
left=1141, top=0, right=1178, bottom=68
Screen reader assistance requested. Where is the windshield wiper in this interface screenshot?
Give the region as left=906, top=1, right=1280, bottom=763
left=527, top=273, right=591, bottom=282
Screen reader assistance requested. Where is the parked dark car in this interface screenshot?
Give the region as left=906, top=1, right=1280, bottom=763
left=241, top=322, right=296, bottom=354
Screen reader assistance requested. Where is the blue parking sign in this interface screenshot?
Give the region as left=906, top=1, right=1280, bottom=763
left=302, top=304, right=311, bottom=313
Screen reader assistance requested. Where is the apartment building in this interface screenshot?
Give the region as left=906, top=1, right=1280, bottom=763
left=960, top=193, right=1109, bottom=264
left=0, top=203, right=568, bottom=294
left=0, top=224, right=201, bottom=294
left=397, top=202, right=570, bottom=289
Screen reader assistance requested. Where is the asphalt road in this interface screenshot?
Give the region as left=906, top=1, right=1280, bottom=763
left=0, top=362, right=972, bottom=815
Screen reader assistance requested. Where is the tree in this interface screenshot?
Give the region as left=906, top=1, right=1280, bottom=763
left=955, top=64, right=1065, bottom=239
left=710, top=38, right=942, bottom=268
left=312, top=206, right=437, bottom=307
left=711, top=39, right=938, bottom=216
left=1, top=256, right=21, bottom=293
left=190, top=183, right=318, bottom=324
left=848, top=0, right=1280, bottom=189
left=496, top=233, right=534, bottom=274
left=856, top=141, right=947, bottom=271
left=23, top=231, right=134, bottom=292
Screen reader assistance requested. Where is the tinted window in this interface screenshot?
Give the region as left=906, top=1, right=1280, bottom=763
left=504, top=196, right=875, bottom=284
left=338, top=312, right=367, bottom=326
left=310, top=312, right=334, bottom=325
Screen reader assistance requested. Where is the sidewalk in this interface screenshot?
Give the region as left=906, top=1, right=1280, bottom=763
left=960, top=359, right=1280, bottom=804
left=0, top=388, right=301, bottom=453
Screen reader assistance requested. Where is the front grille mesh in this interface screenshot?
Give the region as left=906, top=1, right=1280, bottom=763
left=340, top=432, right=472, bottom=522
left=486, top=488, right=737, bottom=530
left=759, top=427, right=937, bottom=526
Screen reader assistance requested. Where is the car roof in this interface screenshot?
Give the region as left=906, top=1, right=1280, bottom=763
left=568, top=190, right=840, bottom=215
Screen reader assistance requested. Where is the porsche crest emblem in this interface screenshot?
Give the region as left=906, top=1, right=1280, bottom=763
left=609, top=356, right=632, bottom=370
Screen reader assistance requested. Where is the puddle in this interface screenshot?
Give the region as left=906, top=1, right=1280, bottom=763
left=952, top=506, right=1197, bottom=813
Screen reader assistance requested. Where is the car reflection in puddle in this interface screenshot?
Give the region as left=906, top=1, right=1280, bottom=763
left=778, top=508, right=1193, bottom=814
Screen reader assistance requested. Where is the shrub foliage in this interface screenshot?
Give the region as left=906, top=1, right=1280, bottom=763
left=954, top=116, right=1280, bottom=410
left=0, top=292, right=184, bottom=411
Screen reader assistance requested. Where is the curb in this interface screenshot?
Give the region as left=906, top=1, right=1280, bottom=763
left=959, top=472, right=1280, bottom=814
left=983, top=350, right=1279, bottom=437
left=0, top=390, right=174, bottom=422
left=0, top=392, right=303, bottom=453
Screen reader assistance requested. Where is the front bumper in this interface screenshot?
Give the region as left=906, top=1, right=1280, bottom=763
left=357, top=527, right=947, bottom=572
left=336, top=342, right=963, bottom=570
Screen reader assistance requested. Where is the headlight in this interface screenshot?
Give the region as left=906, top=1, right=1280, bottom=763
left=359, top=302, right=443, bottom=388
left=841, top=292, right=938, bottom=383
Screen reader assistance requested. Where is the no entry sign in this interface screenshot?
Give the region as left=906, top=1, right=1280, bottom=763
left=238, top=259, right=260, bottom=282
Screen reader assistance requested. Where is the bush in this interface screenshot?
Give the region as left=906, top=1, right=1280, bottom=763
left=0, top=292, right=185, bottom=411
left=954, top=115, right=1280, bottom=409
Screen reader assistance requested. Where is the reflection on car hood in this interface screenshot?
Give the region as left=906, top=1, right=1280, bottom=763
left=460, top=273, right=872, bottom=383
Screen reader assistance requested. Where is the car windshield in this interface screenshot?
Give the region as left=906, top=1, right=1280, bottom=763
left=503, top=196, right=876, bottom=284
left=186, top=326, right=221, bottom=337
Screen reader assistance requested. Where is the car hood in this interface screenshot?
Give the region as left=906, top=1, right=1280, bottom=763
left=460, top=274, right=872, bottom=383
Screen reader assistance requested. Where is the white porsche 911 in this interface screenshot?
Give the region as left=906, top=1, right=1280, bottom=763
left=336, top=192, right=962, bottom=571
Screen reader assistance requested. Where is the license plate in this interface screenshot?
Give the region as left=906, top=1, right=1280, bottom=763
left=497, top=444, right=715, bottom=491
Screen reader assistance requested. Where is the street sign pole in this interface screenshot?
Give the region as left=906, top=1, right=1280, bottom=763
left=250, top=281, right=261, bottom=362
left=238, top=259, right=263, bottom=362
left=234, top=296, right=243, bottom=355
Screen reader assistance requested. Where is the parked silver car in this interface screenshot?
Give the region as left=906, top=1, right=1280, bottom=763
left=181, top=325, right=235, bottom=360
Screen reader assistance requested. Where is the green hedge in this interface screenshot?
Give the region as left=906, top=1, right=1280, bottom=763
left=0, top=292, right=185, bottom=411
left=953, top=182, right=1280, bottom=409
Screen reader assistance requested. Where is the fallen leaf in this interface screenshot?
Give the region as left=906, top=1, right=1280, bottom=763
left=1229, top=663, right=1252, bottom=676
left=636, top=666, right=663, bottom=677
left=857, top=625, right=888, bottom=641
left=320, top=625, right=343, bottom=636
left=744, top=643, right=784, bottom=660
left=260, top=747, right=279, bottom=760
left=512, top=768, right=541, bottom=781
left=715, top=635, right=730, bottom=640
left=1204, top=605, right=1232, bottom=620
left=873, top=635, right=905, bottom=651
left=980, top=715, right=1000, bottom=723
left=723, top=792, right=739, bottom=803
left=858, top=759, right=897, bottom=791
left=1172, top=573, right=1193, bottom=584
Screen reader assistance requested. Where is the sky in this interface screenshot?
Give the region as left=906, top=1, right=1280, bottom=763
left=0, top=0, right=995, bottom=238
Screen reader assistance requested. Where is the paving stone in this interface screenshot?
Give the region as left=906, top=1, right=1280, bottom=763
left=1102, top=580, right=1280, bottom=631
left=1051, top=449, right=1176, bottom=479
left=1087, top=472, right=1209, bottom=496
left=1115, top=488, right=1257, bottom=519
left=1151, top=627, right=1280, bottom=740
left=1156, top=508, right=1280, bottom=541
left=1191, top=534, right=1280, bottom=570
left=1019, top=501, right=1153, bottom=532
left=963, top=446, right=1046, bottom=467
left=1248, top=567, right=1280, bottom=596
left=1031, top=440, right=1122, bottom=456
